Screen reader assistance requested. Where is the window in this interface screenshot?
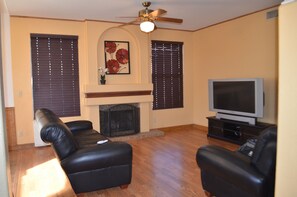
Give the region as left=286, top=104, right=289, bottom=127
left=31, top=34, right=80, bottom=117
left=151, top=40, right=184, bottom=110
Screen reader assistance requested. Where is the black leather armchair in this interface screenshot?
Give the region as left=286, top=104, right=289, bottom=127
left=35, top=108, right=132, bottom=194
left=196, top=126, right=277, bottom=197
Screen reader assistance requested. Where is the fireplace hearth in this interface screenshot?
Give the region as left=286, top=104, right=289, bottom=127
left=100, top=104, right=140, bottom=137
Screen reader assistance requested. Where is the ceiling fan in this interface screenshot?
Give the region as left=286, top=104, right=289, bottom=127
left=120, top=1, right=183, bottom=33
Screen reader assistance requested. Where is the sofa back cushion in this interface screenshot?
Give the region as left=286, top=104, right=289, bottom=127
left=36, top=108, right=78, bottom=160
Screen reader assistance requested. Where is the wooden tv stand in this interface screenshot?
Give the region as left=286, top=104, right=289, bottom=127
left=207, top=116, right=275, bottom=145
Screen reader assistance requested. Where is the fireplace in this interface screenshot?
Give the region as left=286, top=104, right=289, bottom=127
left=99, top=104, right=140, bottom=137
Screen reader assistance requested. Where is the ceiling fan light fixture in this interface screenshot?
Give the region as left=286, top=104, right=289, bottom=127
left=140, top=20, right=155, bottom=33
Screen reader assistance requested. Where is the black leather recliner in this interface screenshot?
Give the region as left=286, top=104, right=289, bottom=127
left=196, top=126, right=277, bottom=197
left=35, top=108, right=133, bottom=194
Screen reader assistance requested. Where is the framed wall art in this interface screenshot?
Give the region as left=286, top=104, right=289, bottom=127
left=104, top=41, right=130, bottom=74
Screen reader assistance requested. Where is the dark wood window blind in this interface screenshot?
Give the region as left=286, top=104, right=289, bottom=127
left=31, top=34, right=80, bottom=117
left=151, top=40, right=184, bottom=110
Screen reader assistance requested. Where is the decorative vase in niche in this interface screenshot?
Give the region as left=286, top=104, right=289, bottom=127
left=98, top=67, right=108, bottom=85
left=100, top=79, right=106, bottom=85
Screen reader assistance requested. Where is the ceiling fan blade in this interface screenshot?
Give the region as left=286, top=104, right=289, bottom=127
left=155, top=17, right=183, bottom=23
left=149, top=9, right=167, bottom=17
left=118, top=19, right=140, bottom=27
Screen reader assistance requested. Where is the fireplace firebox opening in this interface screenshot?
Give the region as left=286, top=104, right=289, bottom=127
left=99, top=104, right=140, bottom=137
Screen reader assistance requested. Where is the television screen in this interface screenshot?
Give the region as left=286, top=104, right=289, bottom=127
left=213, top=81, right=255, bottom=113
left=209, top=78, right=264, bottom=118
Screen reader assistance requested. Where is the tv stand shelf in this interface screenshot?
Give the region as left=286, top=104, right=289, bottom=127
left=207, top=116, right=275, bottom=145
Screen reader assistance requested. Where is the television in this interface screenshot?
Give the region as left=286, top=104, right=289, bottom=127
left=208, top=78, right=264, bottom=124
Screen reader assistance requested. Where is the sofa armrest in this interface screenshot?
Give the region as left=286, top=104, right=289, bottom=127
left=65, top=120, right=93, bottom=132
left=61, top=141, right=132, bottom=174
left=196, top=145, right=265, bottom=194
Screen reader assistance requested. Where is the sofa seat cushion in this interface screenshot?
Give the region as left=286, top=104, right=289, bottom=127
left=61, top=142, right=132, bottom=174
left=73, top=129, right=109, bottom=148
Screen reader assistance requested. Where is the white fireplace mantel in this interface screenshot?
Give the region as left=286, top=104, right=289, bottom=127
left=85, top=84, right=153, bottom=93
left=84, top=84, right=153, bottom=105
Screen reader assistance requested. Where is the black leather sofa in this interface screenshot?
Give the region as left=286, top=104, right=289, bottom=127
left=35, top=108, right=133, bottom=194
left=196, top=126, right=277, bottom=197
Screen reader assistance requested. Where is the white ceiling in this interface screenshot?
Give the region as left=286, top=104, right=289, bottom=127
left=5, top=0, right=282, bottom=31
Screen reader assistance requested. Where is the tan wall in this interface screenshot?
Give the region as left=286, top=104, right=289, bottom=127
left=10, top=17, right=87, bottom=144
left=275, top=1, right=297, bottom=196
left=10, top=7, right=278, bottom=144
left=192, top=8, right=279, bottom=126
left=85, top=21, right=148, bottom=85
left=10, top=17, right=194, bottom=144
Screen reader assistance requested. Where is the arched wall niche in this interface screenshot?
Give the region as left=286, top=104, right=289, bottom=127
left=97, top=27, right=141, bottom=84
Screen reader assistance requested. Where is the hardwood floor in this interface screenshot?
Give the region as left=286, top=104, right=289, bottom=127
left=9, top=125, right=238, bottom=197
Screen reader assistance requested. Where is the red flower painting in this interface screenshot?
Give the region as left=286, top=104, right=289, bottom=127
left=104, top=41, right=130, bottom=74
left=116, top=49, right=129, bottom=64
left=105, top=42, right=117, bottom=54
left=106, top=59, right=120, bottom=74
